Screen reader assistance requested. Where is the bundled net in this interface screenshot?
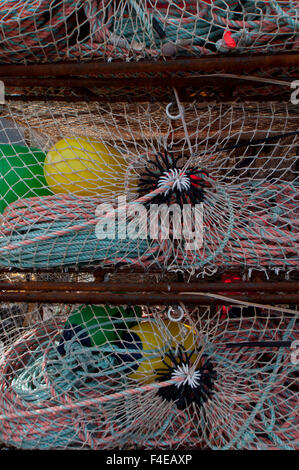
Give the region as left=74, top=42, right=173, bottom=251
left=0, top=297, right=297, bottom=450
left=0, top=0, right=298, bottom=64
left=0, top=98, right=298, bottom=276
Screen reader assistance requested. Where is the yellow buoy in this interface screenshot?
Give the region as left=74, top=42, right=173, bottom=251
left=118, top=320, right=198, bottom=384
left=164, top=320, right=198, bottom=366
left=44, top=136, right=136, bottom=197
left=118, top=321, right=172, bottom=383
left=164, top=320, right=197, bottom=353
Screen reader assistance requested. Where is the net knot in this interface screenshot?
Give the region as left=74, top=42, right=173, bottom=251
left=138, top=149, right=210, bottom=207
left=155, top=346, right=217, bottom=410
left=158, top=168, right=191, bottom=195
left=171, top=363, right=202, bottom=389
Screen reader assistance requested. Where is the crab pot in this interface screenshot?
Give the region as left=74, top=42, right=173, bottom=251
left=0, top=295, right=297, bottom=450
left=0, top=100, right=298, bottom=277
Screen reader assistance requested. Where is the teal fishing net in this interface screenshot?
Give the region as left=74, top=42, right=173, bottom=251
left=0, top=299, right=297, bottom=449
left=0, top=0, right=298, bottom=64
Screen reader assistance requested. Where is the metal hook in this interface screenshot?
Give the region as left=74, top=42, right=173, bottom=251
left=167, top=305, right=184, bottom=322
left=166, top=102, right=183, bottom=120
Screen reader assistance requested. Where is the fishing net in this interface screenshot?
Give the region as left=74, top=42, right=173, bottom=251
left=0, top=98, right=298, bottom=276
left=0, top=0, right=298, bottom=64
left=0, top=297, right=297, bottom=450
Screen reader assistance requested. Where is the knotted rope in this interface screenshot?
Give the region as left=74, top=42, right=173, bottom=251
left=0, top=0, right=298, bottom=63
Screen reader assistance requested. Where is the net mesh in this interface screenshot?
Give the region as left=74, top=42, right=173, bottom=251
left=0, top=0, right=298, bottom=64
left=0, top=99, right=298, bottom=276
left=0, top=297, right=297, bottom=450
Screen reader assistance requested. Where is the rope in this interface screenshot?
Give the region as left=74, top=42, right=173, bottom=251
left=0, top=179, right=297, bottom=271
left=0, top=182, right=174, bottom=268
left=0, top=0, right=298, bottom=63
